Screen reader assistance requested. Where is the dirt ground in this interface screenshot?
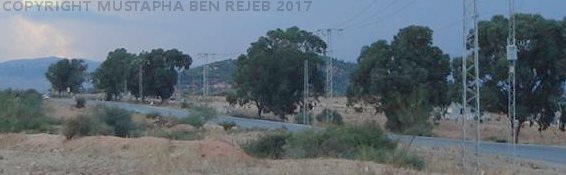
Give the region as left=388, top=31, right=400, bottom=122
left=1, top=132, right=564, bottom=175
left=0, top=134, right=420, bottom=175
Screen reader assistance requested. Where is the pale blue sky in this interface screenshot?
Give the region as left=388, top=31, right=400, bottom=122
left=0, top=0, right=565, bottom=65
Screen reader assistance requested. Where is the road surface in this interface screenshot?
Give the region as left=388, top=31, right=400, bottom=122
left=53, top=99, right=566, bottom=165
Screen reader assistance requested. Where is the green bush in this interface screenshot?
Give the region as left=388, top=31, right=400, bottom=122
left=242, top=132, right=290, bottom=159
left=95, top=106, right=137, bottom=137
left=75, top=97, right=86, bottom=108
left=286, top=123, right=397, bottom=159
left=219, top=121, right=237, bottom=131
left=225, top=91, right=238, bottom=107
left=0, top=90, right=56, bottom=133
left=179, top=105, right=217, bottom=128
left=64, top=106, right=140, bottom=139
left=62, top=115, right=111, bottom=139
left=315, top=109, right=344, bottom=125
left=295, top=111, right=313, bottom=125
left=242, top=123, right=424, bottom=170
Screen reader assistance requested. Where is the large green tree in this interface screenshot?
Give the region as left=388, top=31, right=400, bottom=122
left=457, top=14, right=566, bottom=143
left=93, top=48, right=136, bottom=101
left=348, top=26, right=451, bottom=135
left=45, top=59, right=88, bottom=95
left=136, top=49, right=192, bottom=102
left=233, top=26, right=326, bottom=119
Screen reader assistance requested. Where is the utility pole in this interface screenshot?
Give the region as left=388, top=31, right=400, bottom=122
left=138, top=62, right=143, bottom=102
left=317, top=28, right=343, bottom=122
left=304, top=59, right=310, bottom=125
left=507, top=0, right=518, bottom=160
left=462, top=0, right=481, bottom=172
left=176, top=67, right=185, bottom=102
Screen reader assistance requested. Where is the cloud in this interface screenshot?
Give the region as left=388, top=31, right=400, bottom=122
left=0, top=15, right=71, bottom=61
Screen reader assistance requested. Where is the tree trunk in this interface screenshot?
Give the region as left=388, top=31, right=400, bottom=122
left=514, top=119, right=525, bottom=144
left=256, top=102, right=263, bottom=119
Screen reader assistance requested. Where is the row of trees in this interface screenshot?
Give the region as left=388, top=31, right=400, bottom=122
left=231, top=14, right=566, bottom=140
left=46, top=13, right=566, bottom=141
left=93, top=48, right=192, bottom=101
left=46, top=48, right=192, bottom=102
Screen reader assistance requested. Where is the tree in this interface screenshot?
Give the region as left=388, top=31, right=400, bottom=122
left=93, top=48, right=135, bottom=101
left=45, top=59, right=88, bottom=95
left=463, top=14, right=566, bottom=143
left=137, top=49, right=192, bottom=102
left=233, top=26, right=326, bottom=119
left=348, top=26, right=451, bottom=135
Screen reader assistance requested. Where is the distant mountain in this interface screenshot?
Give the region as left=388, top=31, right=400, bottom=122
left=0, top=57, right=100, bottom=92
left=180, top=58, right=358, bottom=96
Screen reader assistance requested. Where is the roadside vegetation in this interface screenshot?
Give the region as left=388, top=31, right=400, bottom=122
left=243, top=123, right=425, bottom=170
left=0, top=90, right=57, bottom=133
left=63, top=105, right=140, bottom=139
left=179, top=105, right=217, bottom=128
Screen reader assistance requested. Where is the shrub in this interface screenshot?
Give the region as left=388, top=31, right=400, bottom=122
left=295, top=112, right=313, bottom=125
left=64, top=106, right=140, bottom=139
left=179, top=105, right=217, bottom=128
left=0, top=90, right=55, bottom=133
left=219, top=121, right=237, bottom=131
left=285, top=123, right=397, bottom=159
left=242, top=132, right=290, bottom=159
left=242, top=123, right=424, bottom=170
left=225, top=91, right=238, bottom=107
left=316, top=109, right=344, bottom=125
left=75, top=97, right=86, bottom=108
left=181, top=102, right=194, bottom=109
left=95, top=106, right=136, bottom=137
left=146, top=112, right=161, bottom=120
left=62, top=115, right=111, bottom=139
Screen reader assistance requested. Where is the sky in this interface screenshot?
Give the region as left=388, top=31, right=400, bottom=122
left=0, top=0, right=565, bottom=66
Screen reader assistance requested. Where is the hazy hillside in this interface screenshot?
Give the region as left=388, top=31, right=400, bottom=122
left=181, top=59, right=236, bottom=95
left=181, top=58, right=357, bottom=96
left=0, top=57, right=100, bottom=92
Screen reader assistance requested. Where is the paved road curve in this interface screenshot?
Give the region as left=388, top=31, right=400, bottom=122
left=54, top=99, right=566, bottom=165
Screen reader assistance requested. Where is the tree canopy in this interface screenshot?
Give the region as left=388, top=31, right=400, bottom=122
left=233, top=26, right=326, bottom=119
left=45, top=59, right=88, bottom=95
left=93, top=48, right=136, bottom=101
left=455, top=14, right=566, bottom=142
left=93, top=48, right=192, bottom=102
left=348, top=26, right=451, bottom=135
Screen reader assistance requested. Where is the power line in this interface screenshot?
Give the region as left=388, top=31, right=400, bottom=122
left=346, top=0, right=416, bottom=31
left=335, top=0, right=379, bottom=28
left=341, top=0, right=400, bottom=30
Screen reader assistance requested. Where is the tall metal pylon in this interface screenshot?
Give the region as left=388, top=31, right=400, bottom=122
left=506, top=0, right=518, bottom=159
left=198, top=53, right=216, bottom=102
left=462, top=0, right=481, bottom=172
left=317, top=28, right=343, bottom=122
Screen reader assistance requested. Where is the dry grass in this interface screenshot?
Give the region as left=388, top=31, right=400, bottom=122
left=0, top=133, right=422, bottom=175
left=432, top=114, right=566, bottom=146
left=410, top=144, right=566, bottom=175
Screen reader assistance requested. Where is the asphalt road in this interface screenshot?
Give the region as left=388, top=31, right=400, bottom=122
left=53, top=99, right=566, bottom=165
